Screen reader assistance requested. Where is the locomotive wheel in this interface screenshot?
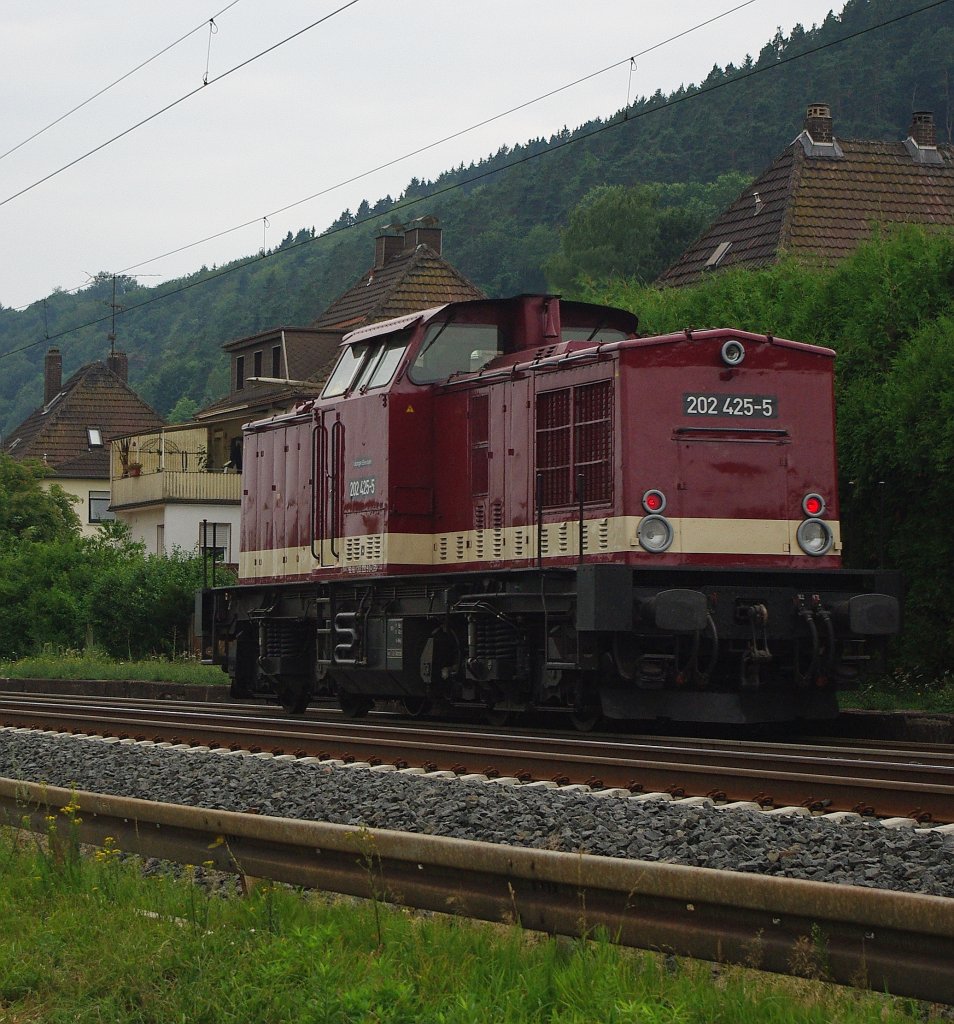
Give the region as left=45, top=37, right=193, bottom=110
left=401, top=696, right=430, bottom=718
left=281, top=692, right=310, bottom=715
left=570, top=707, right=602, bottom=732
left=279, top=683, right=311, bottom=715
left=339, top=693, right=373, bottom=718
left=485, top=706, right=511, bottom=727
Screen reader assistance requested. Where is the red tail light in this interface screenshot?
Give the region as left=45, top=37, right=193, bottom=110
left=642, top=489, right=667, bottom=513
left=802, top=493, right=825, bottom=517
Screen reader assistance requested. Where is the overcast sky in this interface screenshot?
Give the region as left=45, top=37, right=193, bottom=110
left=1, top=1, right=842, bottom=310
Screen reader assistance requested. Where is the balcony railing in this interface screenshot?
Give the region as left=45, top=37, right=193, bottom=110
left=111, top=425, right=243, bottom=509
left=111, top=468, right=242, bottom=509
left=110, top=468, right=242, bottom=507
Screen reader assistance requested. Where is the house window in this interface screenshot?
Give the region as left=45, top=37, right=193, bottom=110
left=87, top=427, right=103, bottom=448
left=89, top=491, right=114, bottom=523
left=199, top=522, right=231, bottom=563
left=157, top=524, right=165, bottom=556
left=272, top=345, right=282, bottom=378
left=236, top=355, right=245, bottom=391
left=253, top=350, right=263, bottom=378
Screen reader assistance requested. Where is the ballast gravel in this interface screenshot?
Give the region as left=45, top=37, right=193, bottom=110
left=1, top=728, right=952, bottom=898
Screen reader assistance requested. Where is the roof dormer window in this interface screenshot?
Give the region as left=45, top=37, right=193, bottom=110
left=705, top=241, right=732, bottom=269
left=87, top=427, right=103, bottom=448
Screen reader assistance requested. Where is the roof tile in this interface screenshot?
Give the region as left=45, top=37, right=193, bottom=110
left=4, top=362, right=165, bottom=478
left=659, top=137, right=954, bottom=287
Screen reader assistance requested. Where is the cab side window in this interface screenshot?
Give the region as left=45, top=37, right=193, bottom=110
left=409, top=324, right=502, bottom=384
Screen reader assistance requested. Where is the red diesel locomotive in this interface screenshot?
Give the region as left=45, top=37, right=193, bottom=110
left=203, top=294, right=900, bottom=725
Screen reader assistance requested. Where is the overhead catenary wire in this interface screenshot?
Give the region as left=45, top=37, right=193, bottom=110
left=4, top=0, right=770, bottom=306
left=119, top=0, right=764, bottom=277
left=0, top=0, right=948, bottom=360
left=0, top=0, right=244, bottom=165
left=0, top=0, right=364, bottom=212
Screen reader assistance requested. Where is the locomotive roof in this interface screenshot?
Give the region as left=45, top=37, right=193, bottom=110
left=339, top=295, right=640, bottom=347
left=341, top=305, right=447, bottom=345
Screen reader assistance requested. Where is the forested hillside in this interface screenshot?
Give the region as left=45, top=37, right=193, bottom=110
left=1, top=0, right=950, bottom=437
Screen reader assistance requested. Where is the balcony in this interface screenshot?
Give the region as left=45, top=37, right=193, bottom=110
left=110, top=424, right=243, bottom=510
left=111, top=468, right=241, bottom=509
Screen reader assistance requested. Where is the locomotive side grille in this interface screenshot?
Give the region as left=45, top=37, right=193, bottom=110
left=439, top=536, right=449, bottom=562
left=597, top=518, right=609, bottom=550
left=558, top=521, right=569, bottom=553
left=536, top=388, right=572, bottom=507
left=574, top=380, right=613, bottom=504
left=536, top=379, right=614, bottom=509
left=513, top=531, right=526, bottom=557
left=491, top=501, right=504, bottom=559
left=474, top=504, right=486, bottom=559
left=456, top=534, right=466, bottom=560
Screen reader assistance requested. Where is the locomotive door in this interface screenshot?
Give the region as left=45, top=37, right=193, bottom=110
left=674, top=430, right=791, bottom=555
left=469, top=390, right=507, bottom=562
left=311, top=409, right=343, bottom=566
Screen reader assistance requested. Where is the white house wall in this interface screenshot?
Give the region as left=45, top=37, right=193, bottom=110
left=118, top=503, right=240, bottom=561
left=42, top=477, right=111, bottom=538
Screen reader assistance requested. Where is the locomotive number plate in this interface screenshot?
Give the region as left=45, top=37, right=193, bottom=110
left=683, top=393, right=778, bottom=418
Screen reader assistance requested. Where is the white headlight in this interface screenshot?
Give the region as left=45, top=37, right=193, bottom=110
left=721, top=339, right=746, bottom=366
left=638, top=514, right=674, bottom=553
left=797, top=518, right=833, bottom=556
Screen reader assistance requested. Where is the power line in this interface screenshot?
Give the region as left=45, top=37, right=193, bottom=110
left=0, top=1, right=244, bottom=165
left=0, top=0, right=364, bottom=212
left=120, top=0, right=764, bottom=276
left=1, top=0, right=948, bottom=360
left=6, top=0, right=768, bottom=304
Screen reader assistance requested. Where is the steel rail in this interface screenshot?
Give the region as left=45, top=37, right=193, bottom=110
left=2, top=697, right=954, bottom=821
left=1, top=776, right=952, bottom=1004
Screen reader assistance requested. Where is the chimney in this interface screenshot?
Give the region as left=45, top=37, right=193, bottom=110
left=374, top=223, right=404, bottom=268
left=106, top=350, right=128, bottom=383
left=908, top=111, right=936, bottom=147
left=44, top=347, right=62, bottom=405
left=403, top=215, right=442, bottom=255
left=804, top=103, right=833, bottom=143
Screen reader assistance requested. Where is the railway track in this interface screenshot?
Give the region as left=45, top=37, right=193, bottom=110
left=1, top=693, right=953, bottom=824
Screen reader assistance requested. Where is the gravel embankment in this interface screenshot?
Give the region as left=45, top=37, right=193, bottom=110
left=1, top=728, right=952, bottom=897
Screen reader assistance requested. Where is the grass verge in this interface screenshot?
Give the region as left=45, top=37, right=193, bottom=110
left=841, top=670, right=954, bottom=714
left=0, top=823, right=942, bottom=1023
left=0, top=647, right=226, bottom=686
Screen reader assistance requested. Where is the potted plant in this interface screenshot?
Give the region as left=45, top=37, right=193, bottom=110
left=127, top=461, right=142, bottom=478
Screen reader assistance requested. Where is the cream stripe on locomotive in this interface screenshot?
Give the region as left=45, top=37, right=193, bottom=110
left=240, top=516, right=842, bottom=577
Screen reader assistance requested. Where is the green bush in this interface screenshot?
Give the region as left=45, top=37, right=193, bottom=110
left=0, top=485, right=233, bottom=660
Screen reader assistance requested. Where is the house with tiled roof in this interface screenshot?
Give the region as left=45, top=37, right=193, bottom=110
left=111, top=216, right=484, bottom=560
left=3, top=348, right=165, bottom=536
left=312, top=216, right=485, bottom=332
left=658, top=105, right=954, bottom=288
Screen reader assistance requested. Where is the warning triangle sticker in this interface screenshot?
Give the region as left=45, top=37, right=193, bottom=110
left=405, top=404, right=415, bottom=413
